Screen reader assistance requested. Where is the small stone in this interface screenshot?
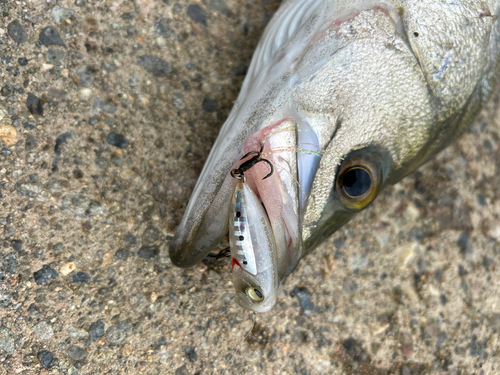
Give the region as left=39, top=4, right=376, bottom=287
left=50, top=5, right=75, bottom=22
left=209, top=0, right=230, bottom=16
left=61, top=193, right=106, bottom=217
left=3, top=225, right=15, bottom=238
left=47, top=47, right=66, bottom=65
left=175, top=365, right=189, bottom=375
left=342, top=338, right=357, bottom=357
left=136, top=55, right=173, bottom=77
left=2, top=253, right=18, bottom=274
left=75, top=65, right=95, bottom=87
left=0, top=125, right=18, bottom=145
left=106, top=320, right=131, bottom=344
left=60, top=262, right=76, bottom=276
left=153, top=19, right=172, bottom=38
left=232, top=63, right=248, bottom=76
left=349, top=253, right=369, bottom=270
left=32, top=321, right=54, bottom=340
left=88, top=115, right=100, bottom=125
left=184, top=346, right=198, bottom=362
left=292, top=286, right=314, bottom=316
left=187, top=4, right=207, bottom=26
left=23, top=120, right=36, bottom=130
left=78, top=88, right=92, bottom=101
left=14, top=179, right=42, bottom=197
left=11, top=239, right=22, bottom=251
left=68, top=326, right=89, bottom=338
left=67, top=346, right=86, bottom=361
left=7, top=20, right=27, bottom=44
left=202, top=97, right=217, bottom=112
left=93, top=97, right=118, bottom=113
left=107, top=133, right=130, bottom=149
left=89, top=320, right=104, bottom=342
left=27, top=93, right=43, bottom=115
left=69, top=271, right=90, bottom=283
left=0, top=291, right=11, bottom=308
left=34, top=265, right=58, bottom=286
left=46, top=178, right=63, bottom=197
left=138, top=246, right=159, bottom=261
left=110, top=153, right=124, bottom=166
left=489, top=313, right=500, bottom=331
left=37, top=350, right=53, bottom=369
left=124, top=233, right=137, bottom=244
left=172, top=92, right=185, bottom=109
left=18, top=57, right=28, bottom=66
left=114, top=249, right=129, bottom=260
left=25, top=134, right=37, bottom=150
left=0, top=327, right=15, bottom=354
left=142, top=225, right=159, bottom=246
left=39, top=26, right=66, bottom=47
left=0, top=86, right=12, bottom=97
left=457, top=233, right=473, bottom=255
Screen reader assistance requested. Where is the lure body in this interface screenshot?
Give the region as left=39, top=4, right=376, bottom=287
left=229, top=180, right=279, bottom=313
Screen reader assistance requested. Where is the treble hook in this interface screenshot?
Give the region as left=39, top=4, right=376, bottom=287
left=230, top=143, right=274, bottom=180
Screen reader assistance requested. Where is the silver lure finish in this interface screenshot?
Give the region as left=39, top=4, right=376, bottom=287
left=170, top=1, right=500, bottom=281
left=229, top=181, right=279, bottom=312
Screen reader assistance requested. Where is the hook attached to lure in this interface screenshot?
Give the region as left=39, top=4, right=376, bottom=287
left=228, top=144, right=279, bottom=313
left=230, top=143, right=274, bottom=181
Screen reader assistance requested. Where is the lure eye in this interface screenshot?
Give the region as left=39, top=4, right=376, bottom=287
left=336, top=153, right=381, bottom=210
left=245, top=287, right=264, bottom=302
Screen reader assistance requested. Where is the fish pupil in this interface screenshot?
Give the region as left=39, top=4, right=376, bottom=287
left=342, top=168, right=371, bottom=197
left=253, top=288, right=263, bottom=298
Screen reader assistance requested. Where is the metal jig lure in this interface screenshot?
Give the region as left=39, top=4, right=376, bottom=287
left=228, top=146, right=279, bottom=313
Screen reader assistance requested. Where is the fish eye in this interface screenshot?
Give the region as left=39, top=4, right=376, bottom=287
left=245, top=287, right=264, bottom=302
left=336, top=153, right=380, bottom=210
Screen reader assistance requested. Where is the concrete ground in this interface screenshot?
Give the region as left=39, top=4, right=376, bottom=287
left=0, top=0, right=499, bottom=374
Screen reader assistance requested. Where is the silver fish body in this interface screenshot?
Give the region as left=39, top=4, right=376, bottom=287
left=170, top=0, right=500, bottom=294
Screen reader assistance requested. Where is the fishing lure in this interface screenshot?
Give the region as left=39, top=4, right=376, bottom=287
left=228, top=148, right=279, bottom=313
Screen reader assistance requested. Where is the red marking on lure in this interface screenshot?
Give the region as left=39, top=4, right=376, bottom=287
left=232, top=257, right=242, bottom=269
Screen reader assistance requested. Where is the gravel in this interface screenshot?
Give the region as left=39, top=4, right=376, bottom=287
left=34, top=265, right=58, bottom=285
left=2, top=253, right=19, bottom=274
left=26, top=93, right=43, bottom=115
left=187, top=4, right=207, bottom=26
left=67, top=346, right=87, bottom=361
left=37, top=350, right=54, bottom=369
left=202, top=97, right=218, bottom=112
left=107, top=133, right=130, bottom=149
left=39, top=26, right=66, bottom=47
left=50, top=5, right=75, bottom=22
left=0, top=327, right=15, bottom=354
left=292, top=286, right=314, bottom=316
left=106, top=320, right=131, bottom=344
left=32, top=321, right=54, bottom=340
left=61, top=193, right=106, bottom=217
left=0, top=291, right=11, bottom=308
left=7, top=20, right=27, bottom=44
left=136, top=55, right=173, bottom=77
left=89, top=320, right=105, bottom=342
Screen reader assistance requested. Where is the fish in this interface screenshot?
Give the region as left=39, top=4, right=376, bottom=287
left=169, top=0, right=500, bottom=311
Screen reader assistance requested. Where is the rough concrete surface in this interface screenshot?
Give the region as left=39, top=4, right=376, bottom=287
left=0, top=0, right=499, bottom=374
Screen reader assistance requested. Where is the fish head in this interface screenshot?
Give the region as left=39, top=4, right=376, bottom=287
left=170, top=0, right=498, bottom=276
